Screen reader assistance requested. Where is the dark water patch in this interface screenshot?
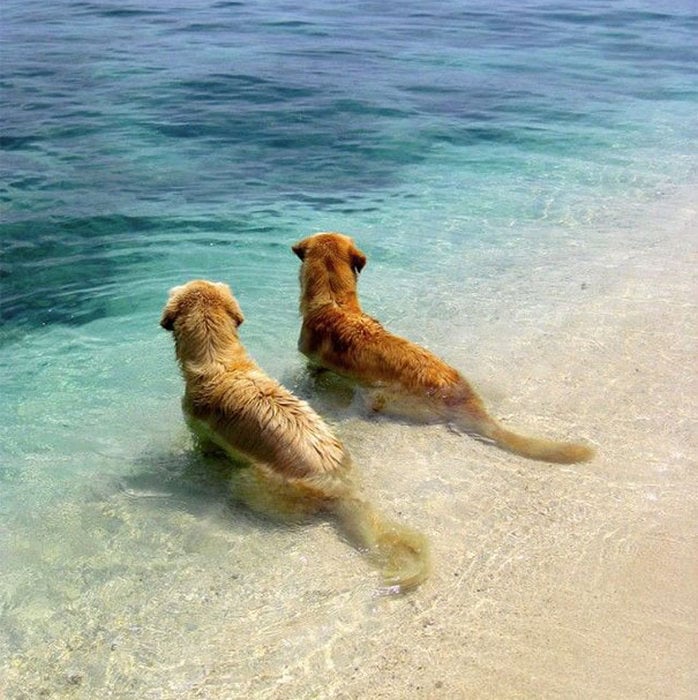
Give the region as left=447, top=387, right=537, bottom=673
left=634, top=86, right=698, bottom=102
left=1, top=216, right=155, bottom=330
left=601, top=41, right=698, bottom=68
left=5, top=175, right=46, bottom=191
left=0, top=214, right=298, bottom=335
left=424, top=121, right=611, bottom=156
left=175, top=74, right=316, bottom=104
left=177, top=22, right=236, bottom=34
left=292, top=194, right=347, bottom=207
left=542, top=9, right=675, bottom=27
left=0, top=135, right=40, bottom=151
left=98, top=9, right=164, bottom=18
left=264, top=20, right=318, bottom=29
left=139, top=84, right=425, bottom=195
left=68, top=3, right=167, bottom=19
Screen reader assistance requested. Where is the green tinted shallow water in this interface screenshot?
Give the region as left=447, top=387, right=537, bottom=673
left=1, top=1, right=697, bottom=697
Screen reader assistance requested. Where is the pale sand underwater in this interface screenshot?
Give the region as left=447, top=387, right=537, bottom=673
left=2, top=189, right=696, bottom=699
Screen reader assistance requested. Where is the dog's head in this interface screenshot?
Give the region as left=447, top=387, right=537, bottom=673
left=160, top=280, right=244, bottom=332
left=292, top=232, right=367, bottom=276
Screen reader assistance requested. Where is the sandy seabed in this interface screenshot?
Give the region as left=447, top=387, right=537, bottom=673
left=1, top=188, right=696, bottom=699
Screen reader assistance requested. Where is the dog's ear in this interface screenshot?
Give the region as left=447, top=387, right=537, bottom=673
left=160, top=303, right=177, bottom=331
left=161, top=284, right=185, bottom=331
left=215, top=283, right=245, bottom=327
left=292, top=240, right=308, bottom=260
left=351, top=246, right=367, bottom=274
left=225, top=297, right=244, bottom=327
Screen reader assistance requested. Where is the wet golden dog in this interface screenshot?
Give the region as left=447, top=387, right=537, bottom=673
left=161, top=279, right=428, bottom=592
left=292, top=232, right=594, bottom=464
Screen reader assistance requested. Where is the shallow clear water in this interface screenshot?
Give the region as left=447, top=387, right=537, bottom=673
left=1, top=1, right=697, bottom=697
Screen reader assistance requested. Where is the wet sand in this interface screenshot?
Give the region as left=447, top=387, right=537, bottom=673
left=2, top=193, right=696, bottom=699
left=327, top=198, right=698, bottom=699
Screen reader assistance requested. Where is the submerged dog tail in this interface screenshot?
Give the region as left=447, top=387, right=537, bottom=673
left=471, top=416, right=594, bottom=464
left=229, top=465, right=429, bottom=592
left=334, top=497, right=430, bottom=594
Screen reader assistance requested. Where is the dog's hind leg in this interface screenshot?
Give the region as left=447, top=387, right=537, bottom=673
left=362, top=387, right=443, bottom=424
left=228, top=464, right=330, bottom=521
left=185, top=413, right=230, bottom=457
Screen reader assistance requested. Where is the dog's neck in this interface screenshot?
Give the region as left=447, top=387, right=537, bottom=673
left=174, top=312, right=248, bottom=373
left=299, top=261, right=362, bottom=315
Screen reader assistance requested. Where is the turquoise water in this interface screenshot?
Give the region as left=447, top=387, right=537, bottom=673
left=1, top=1, right=697, bottom=696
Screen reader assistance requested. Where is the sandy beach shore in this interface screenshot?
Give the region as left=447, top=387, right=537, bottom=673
left=326, top=195, right=697, bottom=699
left=2, top=188, right=696, bottom=700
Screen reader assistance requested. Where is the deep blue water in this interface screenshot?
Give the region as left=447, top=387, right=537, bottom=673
left=2, top=0, right=696, bottom=335
left=1, top=1, right=697, bottom=693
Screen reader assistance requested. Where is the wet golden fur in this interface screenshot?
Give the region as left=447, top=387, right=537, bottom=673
left=161, top=279, right=428, bottom=591
left=292, top=232, right=594, bottom=464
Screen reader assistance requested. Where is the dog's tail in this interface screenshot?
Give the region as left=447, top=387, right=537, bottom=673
left=229, top=465, right=429, bottom=592
left=468, top=415, right=594, bottom=464
left=333, top=496, right=430, bottom=594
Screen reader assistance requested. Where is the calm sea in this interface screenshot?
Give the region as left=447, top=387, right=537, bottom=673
left=1, top=0, right=696, bottom=696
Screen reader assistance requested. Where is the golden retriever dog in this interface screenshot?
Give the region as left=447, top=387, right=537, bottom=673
left=161, top=279, right=428, bottom=592
left=292, top=232, right=594, bottom=464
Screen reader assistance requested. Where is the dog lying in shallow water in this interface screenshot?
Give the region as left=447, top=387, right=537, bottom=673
left=292, top=232, right=594, bottom=464
left=161, top=279, right=428, bottom=592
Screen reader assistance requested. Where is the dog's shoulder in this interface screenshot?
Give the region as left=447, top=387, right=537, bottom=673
left=306, top=306, right=384, bottom=339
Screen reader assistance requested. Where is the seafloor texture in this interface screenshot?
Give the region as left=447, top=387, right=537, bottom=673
left=1, top=191, right=695, bottom=699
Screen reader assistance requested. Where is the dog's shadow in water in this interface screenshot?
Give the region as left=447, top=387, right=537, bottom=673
left=118, top=435, right=318, bottom=532
left=286, top=365, right=357, bottom=413
left=119, top=431, right=431, bottom=594
left=285, top=364, right=395, bottom=425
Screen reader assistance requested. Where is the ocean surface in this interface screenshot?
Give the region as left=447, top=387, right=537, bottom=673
left=1, top=1, right=697, bottom=697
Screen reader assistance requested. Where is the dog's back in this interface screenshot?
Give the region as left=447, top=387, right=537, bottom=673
left=185, top=365, right=351, bottom=480
left=300, top=303, right=463, bottom=391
